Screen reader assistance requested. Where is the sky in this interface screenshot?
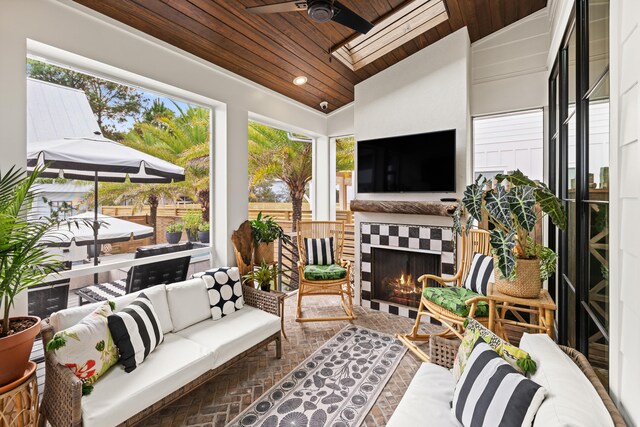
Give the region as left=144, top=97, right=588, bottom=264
left=112, top=90, right=195, bottom=132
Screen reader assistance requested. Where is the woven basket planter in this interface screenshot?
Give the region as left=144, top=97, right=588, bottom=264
left=253, top=242, right=275, bottom=265
left=493, top=257, right=541, bottom=298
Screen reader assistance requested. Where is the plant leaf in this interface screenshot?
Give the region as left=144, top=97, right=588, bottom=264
left=452, top=204, right=463, bottom=236
left=461, top=176, right=486, bottom=224
left=495, top=169, right=537, bottom=187
left=490, top=229, right=517, bottom=278
left=483, top=185, right=513, bottom=228
left=534, top=187, right=567, bottom=230
left=507, top=186, right=537, bottom=232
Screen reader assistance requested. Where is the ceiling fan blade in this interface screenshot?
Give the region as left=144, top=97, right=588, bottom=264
left=246, top=1, right=307, bottom=14
left=331, top=1, right=374, bottom=34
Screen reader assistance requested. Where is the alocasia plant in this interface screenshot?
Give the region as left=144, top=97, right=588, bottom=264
left=453, top=170, right=567, bottom=280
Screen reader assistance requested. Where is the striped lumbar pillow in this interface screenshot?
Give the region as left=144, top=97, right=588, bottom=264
left=107, top=293, right=164, bottom=373
left=453, top=341, right=546, bottom=427
left=464, top=252, right=495, bottom=295
left=304, top=237, right=335, bottom=265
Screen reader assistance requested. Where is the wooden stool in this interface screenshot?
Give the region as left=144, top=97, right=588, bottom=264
left=0, top=361, right=39, bottom=427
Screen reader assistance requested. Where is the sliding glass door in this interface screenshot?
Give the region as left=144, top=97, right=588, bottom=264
left=548, top=0, right=610, bottom=384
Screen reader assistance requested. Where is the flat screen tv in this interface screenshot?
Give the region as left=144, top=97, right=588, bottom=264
left=357, top=129, right=456, bottom=193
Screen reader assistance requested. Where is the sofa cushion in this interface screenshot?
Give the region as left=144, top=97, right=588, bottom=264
left=50, top=284, right=173, bottom=334
left=423, top=286, right=489, bottom=317
left=463, top=252, right=494, bottom=295
left=165, top=278, right=211, bottom=331
left=176, top=305, right=280, bottom=369
left=387, top=362, right=460, bottom=427
left=520, top=333, right=614, bottom=427
left=200, top=268, right=244, bottom=320
left=452, top=341, right=546, bottom=427
left=303, top=264, right=346, bottom=281
left=48, top=302, right=119, bottom=395
left=107, top=293, right=164, bottom=373
left=304, top=237, right=335, bottom=265
left=81, top=333, right=211, bottom=427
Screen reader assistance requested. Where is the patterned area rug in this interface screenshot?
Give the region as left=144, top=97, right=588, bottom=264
left=228, top=326, right=407, bottom=427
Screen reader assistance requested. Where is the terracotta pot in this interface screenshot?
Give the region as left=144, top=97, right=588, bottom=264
left=0, top=316, right=41, bottom=387
left=253, top=242, right=275, bottom=265
left=493, top=257, right=542, bottom=298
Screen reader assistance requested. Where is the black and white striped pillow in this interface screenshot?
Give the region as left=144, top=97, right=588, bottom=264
left=107, top=293, right=164, bottom=373
left=464, top=252, right=495, bottom=295
left=453, top=340, right=546, bottom=427
left=304, top=237, right=335, bottom=265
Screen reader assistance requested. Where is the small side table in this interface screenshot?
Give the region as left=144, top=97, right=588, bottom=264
left=0, top=361, right=39, bottom=427
left=486, top=284, right=557, bottom=342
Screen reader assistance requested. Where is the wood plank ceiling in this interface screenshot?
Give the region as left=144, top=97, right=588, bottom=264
left=73, top=0, right=547, bottom=113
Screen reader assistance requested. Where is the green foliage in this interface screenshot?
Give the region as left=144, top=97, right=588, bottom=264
left=45, top=335, right=67, bottom=351
left=27, top=59, right=146, bottom=139
left=250, top=211, right=291, bottom=244
left=242, top=261, right=278, bottom=289
left=453, top=170, right=566, bottom=281
left=182, top=211, right=203, bottom=234
left=166, top=222, right=184, bottom=233
left=198, top=222, right=210, bottom=232
left=0, top=166, right=63, bottom=337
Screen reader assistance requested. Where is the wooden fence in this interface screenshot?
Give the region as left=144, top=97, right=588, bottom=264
left=101, top=203, right=355, bottom=265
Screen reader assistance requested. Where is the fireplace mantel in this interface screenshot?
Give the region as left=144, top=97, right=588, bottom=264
left=350, top=200, right=457, bottom=216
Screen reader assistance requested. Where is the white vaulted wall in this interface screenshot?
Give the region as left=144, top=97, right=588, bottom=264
left=471, top=9, right=551, bottom=116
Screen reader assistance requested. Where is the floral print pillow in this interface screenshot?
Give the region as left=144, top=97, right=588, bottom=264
left=46, top=301, right=119, bottom=395
left=452, top=318, right=537, bottom=383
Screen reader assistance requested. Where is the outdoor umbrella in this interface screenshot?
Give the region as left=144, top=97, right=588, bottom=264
left=50, top=212, right=154, bottom=258
left=28, top=137, right=185, bottom=280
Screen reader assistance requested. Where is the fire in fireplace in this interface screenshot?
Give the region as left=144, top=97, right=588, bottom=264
left=371, top=247, right=441, bottom=309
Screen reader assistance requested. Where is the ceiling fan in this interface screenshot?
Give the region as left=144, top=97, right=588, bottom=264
left=246, top=0, right=374, bottom=34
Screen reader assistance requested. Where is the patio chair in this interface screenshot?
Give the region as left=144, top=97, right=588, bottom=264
left=28, top=261, right=72, bottom=319
left=397, top=227, right=491, bottom=361
left=295, top=220, right=356, bottom=322
left=76, top=242, right=192, bottom=304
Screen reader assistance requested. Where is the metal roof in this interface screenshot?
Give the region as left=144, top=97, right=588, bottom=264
left=27, top=78, right=101, bottom=143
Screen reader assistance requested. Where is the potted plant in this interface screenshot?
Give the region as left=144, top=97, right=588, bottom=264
left=165, top=222, right=183, bottom=244
left=242, top=261, right=278, bottom=292
left=198, top=222, right=210, bottom=244
left=249, top=212, right=291, bottom=264
left=453, top=170, right=567, bottom=298
left=0, top=167, right=62, bottom=386
left=183, top=211, right=202, bottom=242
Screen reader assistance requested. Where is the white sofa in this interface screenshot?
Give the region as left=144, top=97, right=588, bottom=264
left=40, top=277, right=282, bottom=427
left=388, top=334, right=625, bottom=427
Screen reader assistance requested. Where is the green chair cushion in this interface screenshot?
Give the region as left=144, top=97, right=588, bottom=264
left=304, top=264, right=347, bottom=281
left=422, top=286, right=489, bottom=317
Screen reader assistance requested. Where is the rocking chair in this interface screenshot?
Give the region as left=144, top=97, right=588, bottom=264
left=397, top=227, right=492, bottom=361
left=296, top=220, right=356, bottom=322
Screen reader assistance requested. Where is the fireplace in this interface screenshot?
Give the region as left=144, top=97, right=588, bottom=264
left=371, top=247, right=441, bottom=309
left=359, top=222, right=456, bottom=318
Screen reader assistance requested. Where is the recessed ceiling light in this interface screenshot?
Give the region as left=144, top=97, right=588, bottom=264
left=293, top=76, right=308, bottom=86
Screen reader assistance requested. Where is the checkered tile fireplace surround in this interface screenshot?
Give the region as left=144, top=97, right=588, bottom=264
left=359, top=222, right=456, bottom=319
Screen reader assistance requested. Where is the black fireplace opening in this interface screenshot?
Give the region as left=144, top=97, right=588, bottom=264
left=371, top=247, right=441, bottom=309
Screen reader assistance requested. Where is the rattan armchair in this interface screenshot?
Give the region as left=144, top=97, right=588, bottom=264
left=295, top=221, right=356, bottom=322
left=397, top=227, right=491, bottom=361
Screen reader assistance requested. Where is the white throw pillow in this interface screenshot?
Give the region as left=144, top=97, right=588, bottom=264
left=165, top=278, right=211, bottom=331
left=520, top=333, right=615, bottom=427
left=47, top=301, right=119, bottom=395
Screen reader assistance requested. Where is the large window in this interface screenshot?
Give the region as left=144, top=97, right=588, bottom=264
left=27, top=58, right=212, bottom=309
left=548, top=0, right=610, bottom=384
left=473, top=110, right=544, bottom=181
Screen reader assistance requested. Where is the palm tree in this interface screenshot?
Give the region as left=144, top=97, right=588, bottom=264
left=249, top=124, right=355, bottom=231
left=248, top=122, right=312, bottom=232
